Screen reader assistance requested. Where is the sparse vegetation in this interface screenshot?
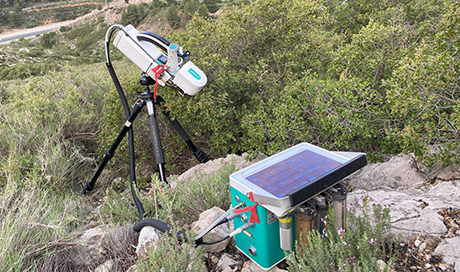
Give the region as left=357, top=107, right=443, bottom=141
left=287, top=197, right=397, bottom=271
left=0, top=63, right=111, bottom=270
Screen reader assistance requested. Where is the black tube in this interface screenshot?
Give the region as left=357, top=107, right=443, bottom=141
left=147, top=101, right=167, bottom=184
left=148, top=108, right=165, bottom=165
left=196, top=235, right=230, bottom=246
left=106, top=62, right=144, bottom=221
left=133, top=218, right=171, bottom=233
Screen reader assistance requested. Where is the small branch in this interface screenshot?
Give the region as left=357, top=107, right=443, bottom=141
left=26, top=232, right=83, bottom=258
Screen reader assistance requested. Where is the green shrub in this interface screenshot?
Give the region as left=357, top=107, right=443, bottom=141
left=0, top=64, right=110, bottom=189
left=384, top=3, right=460, bottom=165
left=136, top=232, right=206, bottom=272
left=120, top=3, right=150, bottom=26
left=104, top=0, right=457, bottom=166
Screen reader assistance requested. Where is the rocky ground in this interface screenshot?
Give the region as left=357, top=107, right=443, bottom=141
left=348, top=154, right=460, bottom=272
left=74, top=153, right=460, bottom=272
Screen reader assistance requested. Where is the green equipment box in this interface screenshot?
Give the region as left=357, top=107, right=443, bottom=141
left=230, top=143, right=367, bottom=270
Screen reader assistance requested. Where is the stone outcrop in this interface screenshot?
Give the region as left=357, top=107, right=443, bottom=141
left=348, top=153, right=460, bottom=270
left=347, top=182, right=460, bottom=240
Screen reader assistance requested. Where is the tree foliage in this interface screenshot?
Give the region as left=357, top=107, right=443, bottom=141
left=96, top=0, right=459, bottom=166
left=134, top=0, right=458, bottom=165
left=166, top=5, right=181, bottom=29
left=120, top=3, right=150, bottom=26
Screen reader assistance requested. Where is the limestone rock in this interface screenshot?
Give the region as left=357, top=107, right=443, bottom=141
left=434, top=237, right=460, bottom=266
left=242, top=260, right=288, bottom=272
left=349, top=154, right=428, bottom=190
left=126, top=265, right=137, bottom=272
left=348, top=180, right=460, bottom=240
left=79, top=228, right=108, bottom=265
left=391, top=208, right=447, bottom=239
left=177, top=153, right=265, bottom=183
left=94, top=260, right=114, bottom=272
left=136, top=226, right=162, bottom=258
left=217, top=253, right=238, bottom=270
left=191, top=207, right=230, bottom=252
left=427, top=164, right=460, bottom=181
left=376, top=260, right=386, bottom=271
left=222, top=267, right=234, bottom=272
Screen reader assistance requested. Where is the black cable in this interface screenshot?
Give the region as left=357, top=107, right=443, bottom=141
left=197, top=235, right=230, bottom=246
left=194, top=217, right=231, bottom=246
left=105, top=31, right=144, bottom=221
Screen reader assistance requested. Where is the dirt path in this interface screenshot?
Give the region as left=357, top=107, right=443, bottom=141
left=0, top=0, right=139, bottom=44
left=0, top=20, right=77, bottom=44
left=25, top=2, right=101, bottom=12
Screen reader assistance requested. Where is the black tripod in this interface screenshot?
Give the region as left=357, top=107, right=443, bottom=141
left=83, top=70, right=209, bottom=229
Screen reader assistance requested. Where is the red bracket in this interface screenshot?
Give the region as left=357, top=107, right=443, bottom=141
left=151, top=64, right=167, bottom=102
left=234, top=202, right=260, bottom=224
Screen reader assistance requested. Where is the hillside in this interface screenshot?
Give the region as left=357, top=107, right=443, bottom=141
left=0, top=0, right=459, bottom=271
left=0, top=0, right=107, bottom=30
left=0, top=0, right=227, bottom=79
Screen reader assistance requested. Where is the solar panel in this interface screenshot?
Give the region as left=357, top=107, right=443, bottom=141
left=230, top=143, right=367, bottom=210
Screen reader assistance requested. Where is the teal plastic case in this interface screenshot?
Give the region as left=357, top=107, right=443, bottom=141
left=229, top=142, right=367, bottom=270
left=230, top=187, right=296, bottom=270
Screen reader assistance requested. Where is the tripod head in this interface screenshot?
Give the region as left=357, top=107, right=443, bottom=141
left=140, top=73, right=156, bottom=86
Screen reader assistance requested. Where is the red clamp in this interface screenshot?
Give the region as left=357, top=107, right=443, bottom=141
left=234, top=202, right=260, bottom=224
left=151, top=64, right=167, bottom=102
left=248, top=191, right=255, bottom=202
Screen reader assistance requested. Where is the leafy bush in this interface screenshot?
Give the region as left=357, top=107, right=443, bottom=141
left=101, top=0, right=458, bottom=166
left=166, top=5, right=181, bottom=28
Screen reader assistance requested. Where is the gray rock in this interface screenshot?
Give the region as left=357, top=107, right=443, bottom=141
left=348, top=188, right=450, bottom=241
left=191, top=207, right=230, bottom=252
left=176, top=153, right=265, bottom=183
left=376, top=260, right=386, bottom=271
left=136, top=226, right=161, bottom=258
left=79, top=228, right=108, bottom=265
left=348, top=155, right=460, bottom=270
left=217, top=253, right=238, bottom=270
left=427, top=163, right=460, bottom=181
left=423, top=181, right=460, bottom=207
left=94, top=260, right=114, bottom=272
left=392, top=208, right=447, bottom=240
left=242, top=260, right=288, bottom=272
left=222, top=267, right=234, bottom=272
left=434, top=237, right=460, bottom=266
left=349, top=154, right=428, bottom=190
left=126, top=265, right=137, bottom=272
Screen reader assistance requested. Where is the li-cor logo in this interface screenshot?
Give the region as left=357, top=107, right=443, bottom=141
left=188, top=68, right=201, bottom=80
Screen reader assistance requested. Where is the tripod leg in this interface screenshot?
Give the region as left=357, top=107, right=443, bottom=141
left=83, top=100, right=144, bottom=194
left=146, top=99, right=168, bottom=184
left=156, top=96, right=209, bottom=163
